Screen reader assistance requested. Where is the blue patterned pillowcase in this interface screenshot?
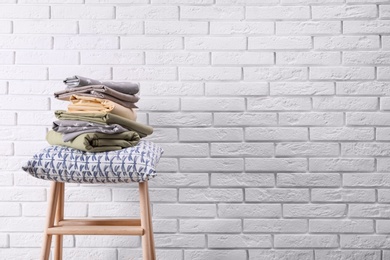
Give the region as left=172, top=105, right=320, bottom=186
left=22, top=140, right=164, bottom=183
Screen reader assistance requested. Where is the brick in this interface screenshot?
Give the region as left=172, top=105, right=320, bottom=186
left=0, top=217, right=44, bottom=232
left=185, top=250, right=246, bottom=260
left=81, top=51, right=143, bottom=65
left=206, top=82, right=268, bottom=96
left=181, top=98, right=245, bottom=111
left=49, top=66, right=110, bottom=80
left=314, top=97, right=377, bottom=111
left=138, top=97, right=179, bottom=111
left=180, top=67, right=241, bottom=80
left=218, top=0, right=279, bottom=3
left=0, top=249, right=42, bottom=260
left=244, top=219, right=307, bottom=233
left=275, top=235, right=338, bottom=248
left=14, top=20, right=77, bottom=34
left=341, top=235, right=390, bottom=249
left=311, top=127, right=374, bottom=141
left=246, top=6, right=310, bottom=20
left=213, top=51, right=274, bottom=65
left=154, top=0, right=213, bottom=2
left=276, top=142, right=339, bottom=157
left=310, top=67, right=375, bottom=80
left=249, top=250, right=313, bottom=260
left=246, top=158, right=307, bottom=172
left=0, top=66, right=46, bottom=80
left=147, top=52, right=209, bottom=65
left=146, top=21, right=208, bottom=35
left=248, top=97, right=311, bottom=111
left=381, top=4, right=390, bottom=18
left=114, top=67, right=177, bottom=80
left=379, top=189, right=390, bottom=203
left=310, top=158, right=374, bottom=172
left=0, top=112, right=15, bottom=125
left=0, top=52, right=13, bottom=65
left=158, top=143, right=208, bottom=157
left=211, top=143, right=274, bottom=157
left=0, top=203, right=20, bottom=217
left=117, top=6, right=178, bottom=19
left=0, top=172, right=13, bottom=186
left=344, top=21, right=390, bottom=34
left=218, top=204, right=281, bottom=218
left=119, top=249, right=182, bottom=260
left=76, top=236, right=139, bottom=248
left=211, top=21, right=274, bottom=35
left=378, top=67, right=390, bottom=80
left=0, top=188, right=45, bottom=202
left=54, top=36, right=118, bottom=50
left=51, top=5, right=114, bottom=19
left=181, top=6, right=244, bottom=20
left=344, top=173, right=390, bottom=187
left=0, top=35, right=47, bottom=49
left=122, top=36, right=182, bottom=50
left=153, top=204, right=216, bottom=217
left=342, top=143, right=390, bottom=156
left=180, top=158, right=243, bottom=172
left=208, top=234, right=271, bottom=248
left=246, top=188, right=309, bottom=202
left=0, top=142, right=12, bottom=156
left=344, top=51, right=390, bottom=65
left=312, top=189, right=375, bottom=202
left=349, top=204, right=390, bottom=218
left=384, top=36, right=390, bottom=49
left=17, top=111, right=53, bottom=126
left=347, top=112, right=390, bottom=126
left=156, top=158, right=178, bottom=172
left=153, top=219, right=178, bottom=233
left=63, top=249, right=117, bottom=260
left=211, top=173, right=275, bottom=187
left=141, top=82, right=203, bottom=96
left=377, top=128, right=390, bottom=140
left=16, top=51, right=78, bottom=65
left=180, top=188, right=243, bottom=202
left=312, top=5, right=377, bottom=19
left=277, top=52, right=340, bottom=65
left=149, top=113, right=212, bottom=126
left=0, top=5, right=48, bottom=18
left=284, top=204, right=347, bottom=218
left=149, top=173, right=209, bottom=188
left=23, top=202, right=87, bottom=217
left=246, top=127, right=308, bottom=141
left=65, top=188, right=111, bottom=202
left=377, top=220, right=390, bottom=233
left=214, top=113, right=276, bottom=126
left=0, top=96, right=49, bottom=110
left=314, top=36, right=380, bottom=50
left=0, top=21, right=11, bottom=33
left=144, top=128, right=178, bottom=143
left=89, top=203, right=140, bottom=217
left=79, top=20, right=143, bottom=34
left=277, top=21, right=341, bottom=35
left=277, top=173, right=341, bottom=187
left=316, top=250, right=381, bottom=260
left=10, top=233, right=73, bottom=247
left=8, top=80, right=63, bottom=95
left=185, top=37, right=246, bottom=50
left=180, top=128, right=242, bottom=142
left=249, top=36, right=312, bottom=50
left=155, top=234, right=205, bottom=248
left=381, top=98, right=390, bottom=110
left=245, top=67, right=307, bottom=81
left=180, top=219, right=241, bottom=233
left=279, top=112, right=343, bottom=126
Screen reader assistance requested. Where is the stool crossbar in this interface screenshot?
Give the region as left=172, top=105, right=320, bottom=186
left=41, top=181, right=156, bottom=260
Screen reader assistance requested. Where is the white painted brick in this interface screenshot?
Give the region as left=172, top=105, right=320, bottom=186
left=81, top=51, right=143, bottom=65
left=14, top=20, right=77, bottom=34
left=249, top=250, right=313, bottom=260
left=350, top=204, right=390, bottom=218
left=245, top=67, right=307, bottom=81
left=141, top=82, right=203, bottom=96
left=317, top=250, right=381, bottom=260
left=218, top=0, right=279, bottom=4
left=0, top=35, right=52, bottom=49
left=276, top=142, right=339, bottom=157
left=149, top=173, right=209, bottom=187
left=314, top=36, right=380, bottom=50
left=279, top=112, right=343, bottom=126
left=341, top=235, right=390, bottom=248
left=348, top=0, right=390, bottom=2
left=0, top=126, right=46, bottom=141
left=89, top=202, right=140, bottom=217
left=377, top=220, right=390, bottom=233
left=0, top=203, right=20, bottom=216
left=219, top=204, right=281, bottom=218
left=122, top=37, right=182, bottom=50
left=344, top=173, right=390, bottom=187
left=277, top=21, right=341, bottom=35
left=249, top=36, right=312, bottom=50
left=156, top=234, right=205, bottom=248
left=0, top=157, right=25, bottom=171
left=185, top=250, right=246, bottom=260
left=180, top=188, right=243, bottom=202
left=275, top=235, right=338, bottom=248
left=312, top=5, right=377, bottom=19
left=344, top=51, right=390, bottom=65
left=185, top=37, right=246, bottom=50
left=153, top=204, right=216, bottom=217
left=63, top=249, right=117, bottom=260
left=246, top=158, right=307, bottom=172
left=0, top=217, right=44, bottom=232
left=49, top=66, right=111, bottom=80
left=0, top=188, right=45, bottom=201
left=0, top=52, right=13, bottom=64
left=284, top=204, right=347, bottom=218
left=54, top=36, right=118, bottom=50
left=381, top=98, right=390, bottom=110
left=8, top=80, right=63, bottom=95
left=248, top=97, right=311, bottom=111
left=0, top=249, right=42, bottom=260
left=10, top=233, right=73, bottom=247
left=0, top=21, right=12, bottom=33
left=144, top=128, right=178, bottom=143
left=117, top=6, right=178, bottom=19
left=182, top=97, right=244, bottom=111
left=0, top=66, right=46, bottom=80
left=178, top=127, right=238, bottom=142
left=309, top=158, right=375, bottom=172
left=181, top=6, right=244, bottom=20
left=246, top=6, right=310, bottom=20
left=180, top=158, right=243, bottom=172
left=311, top=220, right=374, bottom=234
left=271, top=82, right=334, bottom=95
left=16, top=51, right=78, bottom=65
left=158, top=143, right=208, bottom=157
left=153, top=219, right=178, bottom=233
left=246, top=188, right=309, bottom=202
left=66, top=188, right=111, bottom=202
left=180, top=67, right=241, bottom=80
left=14, top=141, right=47, bottom=156
left=213, top=51, right=273, bottom=65
left=180, top=219, right=241, bottom=233
left=23, top=202, right=87, bottom=217
left=17, top=111, right=53, bottom=126
left=311, top=127, right=374, bottom=141
left=378, top=67, right=390, bottom=80
left=246, top=127, right=308, bottom=141
left=377, top=128, right=390, bottom=140
left=314, top=97, right=377, bottom=111
left=206, top=82, right=268, bottom=96
left=113, top=188, right=177, bottom=202
left=0, top=82, right=7, bottom=94
left=51, top=5, right=114, bottom=19
left=0, top=142, right=13, bottom=156
left=76, top=236, right=139, bottom=248
left=138, top=97, right=179, bottom=111
left=376, top=159, right=390, bottom=172
left=210, top=21, right=274, bottom=35
left=0, top=5, right=49, bottom=18
left=208, top=234, right=271, bottom=248
left=146, top=21, right=208, bottom=35
left=244, top=219, right=307, bottom=233
left=277, top=173, right=341, bottom=187
left=379, top=189, right=390, bottom=203
left=384, top=36, right=390, bottom=49
left=80, top=20, right=143, bottom=34
left=344, top=20, right=390, bottom=34
left=211, top=173, right=274, bottom=187
left=342, top=143, right=390, bottom=156
left=114, top=67, right=177, bottom=81
left=310, top=67, right=375, bottom=80
left=0, top=96, right=49, bottom=110
left=147, top=52, right=209, bottom=65
left=149, top=113, right=212, bottom=126
left=211, top=143, right=273, bottom=157
left=277, top=52, right=340, bottom=65
left=0, top=172, right=13, bottom=186
left=347, top=112, right=390, bottom=125
left=214, top=112, right=277, bottom=126
left=118, top=249, right=182, bottom=260
left=312, top=189, right=375, bottom=202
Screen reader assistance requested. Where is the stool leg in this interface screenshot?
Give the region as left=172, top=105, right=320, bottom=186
left=139, top=181, right=155, bottom=260
left=54, top=182, right=65, bottom=260
left=145, top=182, right=156, bottom=260
left=41, top=182, right=60, bottom=260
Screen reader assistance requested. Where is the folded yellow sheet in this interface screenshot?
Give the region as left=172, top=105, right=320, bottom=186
left=68, top=95, right=137, bottom=121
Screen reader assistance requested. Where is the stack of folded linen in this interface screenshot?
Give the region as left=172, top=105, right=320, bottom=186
left=46, top=75, right=154, bottom=152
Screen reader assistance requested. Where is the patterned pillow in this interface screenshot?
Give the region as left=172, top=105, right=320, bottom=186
left=22, top=140, right=164, bottom=183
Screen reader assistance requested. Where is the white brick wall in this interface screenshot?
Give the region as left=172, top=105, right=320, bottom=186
left=1, top=1, right=390, bottom=259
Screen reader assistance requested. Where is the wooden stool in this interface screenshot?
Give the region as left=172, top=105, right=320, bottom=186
left=41, top=181, right=155, bottom=260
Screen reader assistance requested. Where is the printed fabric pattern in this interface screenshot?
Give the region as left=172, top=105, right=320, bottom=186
left=22, top=140, right=164, bottom=184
